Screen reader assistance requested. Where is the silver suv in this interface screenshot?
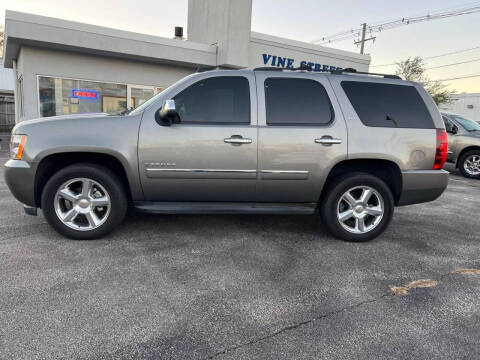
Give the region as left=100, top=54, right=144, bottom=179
left=441, top=112, right=480, bottom=179
left=5, top=68, right=449, bottom=242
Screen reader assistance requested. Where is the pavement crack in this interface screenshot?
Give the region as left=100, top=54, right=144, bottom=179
left=204, top=268, right=479, bottom=359
left=203, top=293, right=390, bottom=359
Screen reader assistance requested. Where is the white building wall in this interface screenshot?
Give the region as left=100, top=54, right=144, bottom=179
left=0, top=66, right=14, bottom=92
left=188, top=0, right=253, bottom=68
left=249, top=32, right=370, bottom=72
left=16, top=47, right=195, bottom=120
left=440, top=94, right=480, bottom=123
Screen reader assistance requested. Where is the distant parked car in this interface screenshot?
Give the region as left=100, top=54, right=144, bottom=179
left=441, top=112, right=480, bottom=179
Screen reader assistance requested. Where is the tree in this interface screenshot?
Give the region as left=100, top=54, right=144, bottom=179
left=395, top=56, right=455, bottom=106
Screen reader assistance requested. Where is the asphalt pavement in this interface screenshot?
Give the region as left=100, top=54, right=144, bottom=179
left=0, top=157, right=478, bottom=360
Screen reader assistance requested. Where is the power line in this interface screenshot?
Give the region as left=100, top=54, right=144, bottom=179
left=371, top=45, right=480, bottom=67
left=434, top=73, right=480, bottom=81
left=426, top=57, right=480, bottom=70
left=312, top=4, right=480, bottom=45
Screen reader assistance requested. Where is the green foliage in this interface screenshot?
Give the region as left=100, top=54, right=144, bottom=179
left=395, top=56, right=456, bottom=106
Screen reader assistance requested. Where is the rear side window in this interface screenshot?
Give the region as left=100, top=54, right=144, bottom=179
left=341, top=81, right=434, bottom=129
left=265, top=78, right=333, bottom=125
left=173, top=76, right=250, bottom=124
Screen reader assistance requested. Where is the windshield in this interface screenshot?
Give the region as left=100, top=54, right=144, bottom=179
left=450, top=114, right=480, bottom=132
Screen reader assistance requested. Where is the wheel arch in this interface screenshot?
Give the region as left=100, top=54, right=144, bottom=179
left=34, top=152, right=133, bottom=208
left=320, top=159, right=403, bottom=205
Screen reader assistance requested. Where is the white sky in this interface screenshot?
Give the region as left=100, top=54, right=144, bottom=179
left=1, top=0, right=480, bottom=92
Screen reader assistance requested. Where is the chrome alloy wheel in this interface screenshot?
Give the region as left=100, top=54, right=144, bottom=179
left=464, top=154, right=480, bottom=176
left=337, top=186, right=384, bottom=234
left=54, top=178, right=111, bottom=231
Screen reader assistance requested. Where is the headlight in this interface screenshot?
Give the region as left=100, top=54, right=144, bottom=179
left=10, top=135, right=27, bottom=160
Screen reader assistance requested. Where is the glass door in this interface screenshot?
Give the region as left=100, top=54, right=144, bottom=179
left=127, top=85, right=155, bottom=110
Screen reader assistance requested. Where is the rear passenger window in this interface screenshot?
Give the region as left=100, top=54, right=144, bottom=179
left=265, top=78, right=333, bottom=125
left=341, top=81, right=434, bottom=129
left=174, top=76, right=250, bottom=124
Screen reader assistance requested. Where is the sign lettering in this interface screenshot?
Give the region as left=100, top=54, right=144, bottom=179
left=262, top=53, right=342, bottom=72
left=72, top=89, right=98, bottom=99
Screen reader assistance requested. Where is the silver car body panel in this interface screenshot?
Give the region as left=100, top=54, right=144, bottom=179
left=254, top=71, right=348, bottom=202
left=138, top=70, right=258, bottom=202
left=4, top=69, right=448, bottom=212
left=328, top=76, right=442, bottom=171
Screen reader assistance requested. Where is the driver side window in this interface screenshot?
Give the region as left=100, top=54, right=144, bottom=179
left=173, top=76, right=250, bottom=125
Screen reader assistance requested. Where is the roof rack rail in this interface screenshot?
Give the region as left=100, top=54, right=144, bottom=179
left=331, top=67, right=401, bottom=79
left=253, top=64, right=314, bottom=72
left=290, top=64, right=313, bottom=71
left=252, top=66, right=401, bottom=79
left=253, top=67, right=283, bottom=71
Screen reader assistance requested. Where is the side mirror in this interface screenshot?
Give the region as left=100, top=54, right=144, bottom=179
left=445, top=122, right=458, bottom=134
left=156, top=100, right=181, bottom=126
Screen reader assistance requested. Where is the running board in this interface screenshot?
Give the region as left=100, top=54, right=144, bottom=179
left=133, top=202, right=317, bottom=215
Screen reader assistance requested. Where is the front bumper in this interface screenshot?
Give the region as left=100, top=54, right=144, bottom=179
left=4, top=159, right=37, bottom=207
left=397, top=170, right=449, bottom=206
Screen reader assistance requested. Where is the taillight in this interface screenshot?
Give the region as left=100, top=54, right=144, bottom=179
left=433, top=129, right=448, bottom=170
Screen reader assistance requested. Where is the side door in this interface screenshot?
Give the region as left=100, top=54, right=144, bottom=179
left=254, top=73, right=348, bottom=203
left=138, top=73, right=258, bottom=202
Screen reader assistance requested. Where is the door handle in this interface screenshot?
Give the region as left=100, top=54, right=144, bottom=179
left=224, top=136, right=252, bottom=145
left=315, top=136, right=342, bottom=145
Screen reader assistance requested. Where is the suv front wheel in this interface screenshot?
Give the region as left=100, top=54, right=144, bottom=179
left=41, top=163, right=128, bottom=240
left=320, top=173, right=394, bottom=242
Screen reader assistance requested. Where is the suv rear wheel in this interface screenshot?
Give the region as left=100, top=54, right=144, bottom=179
left=41, top=163, right=128, bottom=240
left=320, top=173, right=394, bottom=242
left=459, top=150, right=480, bottom=179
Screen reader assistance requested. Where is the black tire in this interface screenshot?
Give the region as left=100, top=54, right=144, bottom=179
left=320, top=173, right=394, bottom=242
left=41, top=163, right=128, bottom=240
left=458, top=150, right=480, bottom=179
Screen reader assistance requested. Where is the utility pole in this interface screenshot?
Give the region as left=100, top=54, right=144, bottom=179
left=355, top=23, right=376, bottom=54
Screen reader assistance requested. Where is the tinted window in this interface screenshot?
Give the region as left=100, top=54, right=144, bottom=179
left=341, top=81, right=434, bottom=129
left=265, top=78, right=333, bottom=125
left=173, top=76, right=250, bottom=124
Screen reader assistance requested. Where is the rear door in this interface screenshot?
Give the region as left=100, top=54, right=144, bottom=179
left=137, top=73, right=258, bottom=202
left=332, top=78, right=438, bottom=171
left=254, top=72, right=348, bottom=203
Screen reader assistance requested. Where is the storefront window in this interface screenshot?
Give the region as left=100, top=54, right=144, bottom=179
left=38, top=76, right=127, bottom=117
left=130, top=87, right=155, bottom=109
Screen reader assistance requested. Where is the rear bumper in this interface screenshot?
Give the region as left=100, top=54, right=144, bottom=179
left=4, top=159, right=37, bottom=207
left=397, top=170, right=449, bottom=206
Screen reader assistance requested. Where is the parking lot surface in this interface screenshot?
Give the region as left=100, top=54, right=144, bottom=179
left=0, top=156, right=478, bottom=360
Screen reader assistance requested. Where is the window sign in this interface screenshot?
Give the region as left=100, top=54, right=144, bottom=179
left=72, top=89, right=98, bottom=100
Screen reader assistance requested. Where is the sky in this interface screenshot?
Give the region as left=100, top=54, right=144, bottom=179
left=1, top=0, right=480, bottom=93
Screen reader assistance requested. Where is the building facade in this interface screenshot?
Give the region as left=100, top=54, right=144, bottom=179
left=3, top=0, right=370, bottom=123
left=440, top=93, right=480, bottom=123
left=0, top=66, right=14, bottom=130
